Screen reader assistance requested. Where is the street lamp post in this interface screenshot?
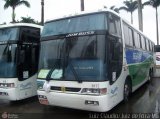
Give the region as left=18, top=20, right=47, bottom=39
left=41, top=0, right=44, bottom=25
left=156, top=6, right=159, bottom=45
left=81, top=0, right=84, bottom=11
left=150, top=0, right=159, bottom=45
left=138, top=0, right=143, bottom=31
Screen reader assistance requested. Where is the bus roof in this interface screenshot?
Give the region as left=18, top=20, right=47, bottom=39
left=0, top=23, right=42, bottom=29
left=45, top=8, right=119, bottom=23
left=45, top=8, right=154, bottom=44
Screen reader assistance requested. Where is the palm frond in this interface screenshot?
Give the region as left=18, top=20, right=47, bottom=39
left=120, top=0, right=138, bottom=12
left=110, top=5, right=115, bottom=10
left=119, top=6, right=129, bottom=12
left=153, top=0, right=160, bottom=8
left=16, top=0, right=30, bottom=8
left=3, top=0, right=11, bottom=9
left=142, top=1, right=151, bottom=7
left=104, top=5, right=107, bottom=9
left=143, top=0, right=160, bottom=8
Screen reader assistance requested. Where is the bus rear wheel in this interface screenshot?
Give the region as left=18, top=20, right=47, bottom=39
left=124, top=79, right=131, bottom=102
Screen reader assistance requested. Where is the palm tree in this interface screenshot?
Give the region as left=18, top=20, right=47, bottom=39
left=20, top=16, right=41, bottom=25
left=143, top=0, right=160, bottom=45
left=81, top=0, right=84, bottom=11
left=137, top=0, right=143, bottom=31
left=21, top=16, right=35, bottom=23
left=41, top=0, right=44, bottom=25
left=119, top=0, right=138, bottom=24
left=3, top=0, right=30, bottom=23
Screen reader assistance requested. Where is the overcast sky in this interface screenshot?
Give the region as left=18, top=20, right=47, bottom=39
left=0, top=0, right=159, bottom=44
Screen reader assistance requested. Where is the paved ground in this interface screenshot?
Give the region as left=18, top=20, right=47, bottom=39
left=0, top=78, right=160, bottom=119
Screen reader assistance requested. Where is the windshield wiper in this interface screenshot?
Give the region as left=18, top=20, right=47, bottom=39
left=69, top=61, right=82, bottom=83
left=46, top=68, right=55, bottom=81
left=46, top=59, right=64, bottom=81
left=65, top=37, right=83, bottom=83
left=45, top=59, right=82, bottom=83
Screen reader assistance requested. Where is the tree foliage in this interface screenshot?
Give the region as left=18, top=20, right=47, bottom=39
left=119, top=0, right=138, bottom=24
left=3, top=0, right=30, bottom=22
left=19, top=16, right=40, bottom=25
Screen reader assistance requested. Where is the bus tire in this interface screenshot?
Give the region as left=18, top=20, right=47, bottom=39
left=124, top=79, right=132, bottom=102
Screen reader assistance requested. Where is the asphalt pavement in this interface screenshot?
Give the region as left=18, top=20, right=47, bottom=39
left=0, top=78, right=160, bottom=119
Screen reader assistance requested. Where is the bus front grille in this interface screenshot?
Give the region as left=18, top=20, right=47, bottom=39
left=50, top=86, right=81, bottom=92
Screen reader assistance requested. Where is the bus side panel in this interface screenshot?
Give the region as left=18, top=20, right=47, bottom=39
left=18, top=74, right=37, bottom=100
left=37, top=81, right=114, bottom=112
left=125, top=48, right=153, bottom=87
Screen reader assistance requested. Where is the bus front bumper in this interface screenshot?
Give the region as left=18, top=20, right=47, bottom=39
left=37, top=90, right=112, bottom=112
left=0, top=88, right=18, bottom=101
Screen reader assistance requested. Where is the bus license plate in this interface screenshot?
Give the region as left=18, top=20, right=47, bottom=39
left=39, top=99, right=49, bottom=105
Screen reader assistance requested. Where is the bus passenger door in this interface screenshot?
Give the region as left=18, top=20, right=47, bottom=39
left=107, top=35, right=123, bottom=105
left=17, top=43, right=39, bottom=99
left=107, top=13, right=124, bottom=105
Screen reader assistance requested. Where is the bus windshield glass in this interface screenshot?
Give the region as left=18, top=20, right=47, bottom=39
left=0, top=27, right=19, bottom=41
left=0, top=44, right=17, bottom=78
left=42, top=13, right=107, bottom=37
left=38, top=35, right=106, bottom=81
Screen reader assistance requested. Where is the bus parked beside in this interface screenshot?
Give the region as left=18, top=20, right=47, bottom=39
left=0, top=23, right=41, bottom=101
left=37, top=9, right=154, bottom=112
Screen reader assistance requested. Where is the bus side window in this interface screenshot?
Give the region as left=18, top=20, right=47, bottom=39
left=128, top=28, right=134, bottom=46
left=138, top=33, right=142, bottom=48
left=152, top=43, right=154, bottom=52
left=123, top=23, right=134, bottom=47
left=146, top=39, right=149, bottom=51
left=134, top=31, right=141, bottom=48
left=141, top=36, right=146, bottom=50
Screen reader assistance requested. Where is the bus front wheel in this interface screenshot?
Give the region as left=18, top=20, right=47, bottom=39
left=124, top=79, right=131, bottom=102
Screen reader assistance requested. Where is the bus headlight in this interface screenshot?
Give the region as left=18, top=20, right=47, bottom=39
left=81, top=88, right=107, bottom=95
left=0, top=83, right=15, bottom=88
left=8, top=83, right=15, bottom=88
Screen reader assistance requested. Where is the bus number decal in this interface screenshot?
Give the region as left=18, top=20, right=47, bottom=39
left=91, top=84, right=99, bottom=88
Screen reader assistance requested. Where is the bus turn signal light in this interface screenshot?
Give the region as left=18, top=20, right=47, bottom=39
left=0, top=83, right=15, bottom=88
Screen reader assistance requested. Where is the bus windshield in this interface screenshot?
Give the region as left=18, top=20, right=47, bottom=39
left=38, top=35, right=106, bottom=81
left=0, top=27, right=19, bottom=41
left=0, top=44, right=17, bottom=78
left=42, top=13, right=107, bottom=37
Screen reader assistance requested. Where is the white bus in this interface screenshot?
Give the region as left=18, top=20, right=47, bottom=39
left=0, top=23, right=41, bottom=101
left=154, top=45, right=160, bottom=66
left=37, top=9, right=154, bottom=112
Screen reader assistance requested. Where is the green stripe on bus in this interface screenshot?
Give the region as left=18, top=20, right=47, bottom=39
left=128, top=57, right=153, bottom=87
